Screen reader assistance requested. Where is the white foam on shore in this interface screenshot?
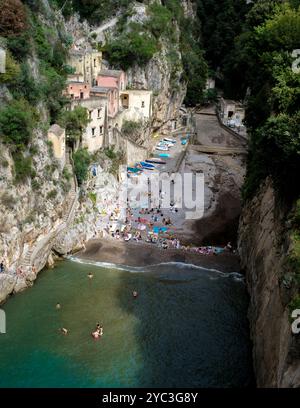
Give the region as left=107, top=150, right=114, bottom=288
left=66, top=255, right=244, bottom=282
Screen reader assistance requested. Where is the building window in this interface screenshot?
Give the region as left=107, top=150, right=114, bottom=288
left=100, top=126, right=103, bottom=134
left=70, top=94, right=74, bottom=99
left=80, top=92, right=84, bottom=99
left=141, top=101, right=145, bottom=108
left=94, top=59, right=96, bottom=67
left=92, top=127, right=96, bottom=137
left=88, top=111, right=92, bottom=119
left=98, top=109, right=101, bottom=118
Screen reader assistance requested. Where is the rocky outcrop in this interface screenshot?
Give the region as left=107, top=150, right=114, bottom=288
left=54, top=163, right=120, bottom=255
left=238, top=179, right=300, bottom=387
left=126, top=44, right=187, bottom=132
left=0, top=133, right=73, bottom=302
left=0, top=275, right=16, bottom=303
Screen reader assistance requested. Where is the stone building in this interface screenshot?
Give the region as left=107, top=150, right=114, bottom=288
left=64, top=81, right=91, bottom=100
left=67, top=49, right=102, bottom=86
left=90, top=86, right=119, bottom=118
left=120, top=90, right=152, bottom=120
left=67, top=73, right=85, bottom=83
left=96, top=69, right=126, bottom=92
left=47, top=124, right=66, bottom=169
left=220, top=98, right=245, bottom=125
left=69, top=97, right=108, bottom=153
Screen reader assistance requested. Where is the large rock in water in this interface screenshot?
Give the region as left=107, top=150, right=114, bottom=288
left=13, top=277, right=28, bottom=294
left=0, top=274, right=17, bottom=303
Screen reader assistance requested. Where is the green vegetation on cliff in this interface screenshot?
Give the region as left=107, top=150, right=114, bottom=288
left=233, top=3, right=300, bottom=201
left=208, top=0, right=300, bottom=319
left=58, top=106, right=90, bottom=145
left=0, top=0, right=70, bottom=181
left=73, top=148, right=91, bottom=185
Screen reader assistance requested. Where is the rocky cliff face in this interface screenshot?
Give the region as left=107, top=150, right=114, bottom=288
left=126, top=44, right=186, bottom=132
left=125, top=2, right=192, bottom=132
left=238, top=179, right=300, bottom=387
left=0, top=133, right=72, bottom=302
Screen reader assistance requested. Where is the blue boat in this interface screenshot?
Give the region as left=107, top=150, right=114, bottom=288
left=158, top=153, right=170, bottom=158
left=140, top=161, right=156, bottom=169
left=146, top=158, right=166, bottom=165
left=127, top=167, right=142, bottom=173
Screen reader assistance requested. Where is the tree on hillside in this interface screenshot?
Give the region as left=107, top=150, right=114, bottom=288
left=0, top=0, right=28, bottom=36
left=58, top=106, right=90, bottom=147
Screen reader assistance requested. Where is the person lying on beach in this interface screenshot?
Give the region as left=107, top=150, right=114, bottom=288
left=124, top=233, right=132, bottom=242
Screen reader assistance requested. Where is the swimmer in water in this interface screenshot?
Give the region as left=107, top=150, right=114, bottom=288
left=92, top=325, right=103, bottom=339
left=132, top=290, right=138, bottom=299
left=56, top=303, right=61, bottom=310
left=88, top=273, right=94, bottom=279
left=60, top=328, right=68, bottom=335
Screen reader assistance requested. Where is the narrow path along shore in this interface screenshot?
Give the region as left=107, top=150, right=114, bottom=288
left=75, top=239, right=241, bottom=273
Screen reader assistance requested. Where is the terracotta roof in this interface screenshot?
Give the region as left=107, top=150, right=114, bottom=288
left=91, top=86, right=117, bottom=93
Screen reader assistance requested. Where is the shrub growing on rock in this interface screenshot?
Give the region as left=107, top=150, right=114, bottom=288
left=73, top=148, right=91, bottom=185
left=0, top=99, right=38, bottom=151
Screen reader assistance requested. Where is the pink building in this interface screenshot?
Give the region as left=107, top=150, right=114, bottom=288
left=64, top=81, right=91, bottom=100
left=96, top=70, right=126, bottom=92
left=90, top=86, right=119, bottom=118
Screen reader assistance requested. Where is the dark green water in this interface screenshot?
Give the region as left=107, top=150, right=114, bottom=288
left=0, top=259, right=253, bottom=387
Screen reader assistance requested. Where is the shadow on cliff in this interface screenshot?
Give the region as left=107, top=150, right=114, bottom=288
left=192, top=192, right=242, bottom=247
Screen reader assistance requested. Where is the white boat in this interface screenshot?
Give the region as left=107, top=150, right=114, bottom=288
left=158, top=141, right=173, bottom=147
left=156, top=146, right=169, bottom=151
left=163, top=138, right=176, bottom=143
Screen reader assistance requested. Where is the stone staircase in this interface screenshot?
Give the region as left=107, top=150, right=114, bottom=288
left=18, top=152, right=79, bottom=272
left=21, top=249, right=33, bottom=269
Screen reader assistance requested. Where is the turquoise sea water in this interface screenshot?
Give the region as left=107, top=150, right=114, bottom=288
left=0, top=259, right=253, bottom=387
